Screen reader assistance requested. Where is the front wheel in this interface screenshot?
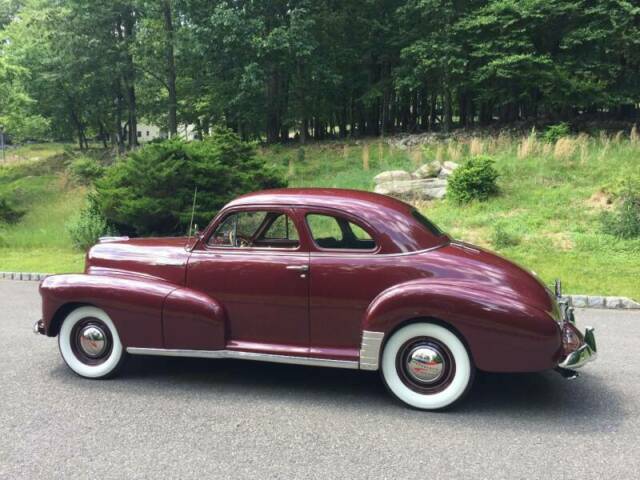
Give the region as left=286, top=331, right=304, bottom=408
left=58, top=306, right=126, bottom=379
left=381, top=322, right=474, bottom=410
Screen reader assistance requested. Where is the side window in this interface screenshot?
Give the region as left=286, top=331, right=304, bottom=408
left=208, top=211, right=267, bottom=247
left=262, top=214, right=299, bottom=241
left=306, top=213, right=376, bottom=251
left=208, top=211, right=299, bottom=249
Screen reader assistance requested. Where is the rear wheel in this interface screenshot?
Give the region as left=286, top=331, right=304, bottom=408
left=381, top=322, right=474, bottom=410
left=58, top=306, right=126, bottom=379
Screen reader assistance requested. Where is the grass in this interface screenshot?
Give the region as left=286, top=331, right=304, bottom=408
left=1, top=142, right=66, bottom=165
left=260, top=133, right=640, bottom=299
left=1, top=136, right=639, bottom=299
left=0, top=144, right=86, bottom=273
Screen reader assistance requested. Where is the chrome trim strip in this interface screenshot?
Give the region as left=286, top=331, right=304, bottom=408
left=126, top=347, right=359, bottom=369
left=359, top=330, right=385, bottom=371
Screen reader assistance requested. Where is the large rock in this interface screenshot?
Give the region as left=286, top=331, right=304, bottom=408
left=373, top=170, right=412, bottom=185
left=438, top=161, right=460, bottom=178
left=374, top=178, right=448, bottom=200
left=413, top=161, right=441, bottom=179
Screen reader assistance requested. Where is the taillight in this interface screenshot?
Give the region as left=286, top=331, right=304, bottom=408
left=561, top=322, right=583, bottom=356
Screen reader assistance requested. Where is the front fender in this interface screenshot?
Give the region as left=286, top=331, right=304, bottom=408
left=40, top=274, right=226, bottom=350
left=364, top=279, right=562, bottom=372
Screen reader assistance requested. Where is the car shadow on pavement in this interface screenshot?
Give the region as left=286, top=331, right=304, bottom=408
left=90, top=354, right=625, bottom=431
left=459, top=370, right=623, bottom=432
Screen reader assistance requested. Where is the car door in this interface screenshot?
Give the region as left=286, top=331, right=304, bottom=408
left=304, top=210, right=390, bottom=360
left=186, top=207, right=310, bottom=355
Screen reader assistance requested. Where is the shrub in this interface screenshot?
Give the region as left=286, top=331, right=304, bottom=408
left=601, top=183, right=640, bottom=239
left=0, top=197, right=25, bottom=224
left=69, top=157, right=105, bottom=185
left=491, top=223, right=521, bottom=249
left=66, top=196, right=111, bottom=250
left=95, top=128, right=287, bottom=236
left=447, top=155, right=499, bottom=204
left=542, top=123, right=570, bottom=143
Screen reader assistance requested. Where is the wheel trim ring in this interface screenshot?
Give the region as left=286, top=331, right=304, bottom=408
left=395, top=336, right=456, bottom=394
left=70, top=318, right=113, bottom=366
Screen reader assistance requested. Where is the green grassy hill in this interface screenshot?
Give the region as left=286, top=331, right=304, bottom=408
left=260, top=134, right=640, bottom=299
left=1, top=135, right=638, bottom=299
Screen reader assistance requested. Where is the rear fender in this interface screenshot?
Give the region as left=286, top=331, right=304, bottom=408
left=364, top=279, right=562, bottom=372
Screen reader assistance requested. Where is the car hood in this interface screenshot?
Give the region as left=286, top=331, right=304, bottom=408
left=426, top=241, right=558, bottom=319
left=86, top=236, right=190, bottom=285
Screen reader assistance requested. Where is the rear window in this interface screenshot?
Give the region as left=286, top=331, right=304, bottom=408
left=412, top=210, right=443, bottom=236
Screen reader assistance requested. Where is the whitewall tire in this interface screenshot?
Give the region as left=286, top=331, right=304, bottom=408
left=381, top=322, right=474, bottom=410
left=58, top=306, right=126, bottom=379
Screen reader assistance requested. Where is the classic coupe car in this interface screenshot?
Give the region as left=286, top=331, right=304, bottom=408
left=35, top=188, right=597, bottom=410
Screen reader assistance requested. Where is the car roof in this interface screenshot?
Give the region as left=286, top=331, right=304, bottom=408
left=225, top=188, right=447, bottom=253
left=229, top=188, right=409, bottom=212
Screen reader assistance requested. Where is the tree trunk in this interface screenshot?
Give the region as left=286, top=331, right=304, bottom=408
left=265, top=67, right=281, bottom=143
left=122, top=9, right=138, bottom=149
left=443, top=90, right=452, bottom=133
left=99, top=121, right=108, bottom=148
left=162, top=0, right=178, bottom=137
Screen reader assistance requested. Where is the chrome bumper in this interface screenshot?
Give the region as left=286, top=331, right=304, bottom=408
left=558, top=326, right=597, bottom=369
left=33, top=319, right=45, bottom=335
left=554, top=280, right=597, bottom=375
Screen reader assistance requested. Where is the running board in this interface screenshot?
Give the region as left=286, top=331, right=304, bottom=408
left=126, top=347, right=360, bottom=370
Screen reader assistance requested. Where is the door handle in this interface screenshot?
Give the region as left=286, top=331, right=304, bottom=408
left=286, top=265, right=309, bottom=272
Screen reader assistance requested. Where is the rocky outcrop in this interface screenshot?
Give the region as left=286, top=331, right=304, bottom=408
left=373, top=161, right=459, bottom=200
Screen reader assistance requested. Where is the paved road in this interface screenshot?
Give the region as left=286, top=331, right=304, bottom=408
left=1, top=280, right=639, bottom=479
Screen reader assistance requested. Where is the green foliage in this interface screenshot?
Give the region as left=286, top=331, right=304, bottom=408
left=447, top=156, right=500, bottom=204
left=491, top=223, right=521, bottom=249
left=3, top=0, right=640, bottom=145
left=542, top=123, right=571, bottom=143
left=66, top=196, right=110, bottom=251
left=601, top=183, right=640, bottom=239
left=95, top=129, right=287, bottom=236
left=69, top=157, right=105, bottom=185
left=0, top=196, right=24, bottom=224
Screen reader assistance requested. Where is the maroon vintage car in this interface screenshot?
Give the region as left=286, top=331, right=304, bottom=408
left=35, top=188, right=597, bottom=410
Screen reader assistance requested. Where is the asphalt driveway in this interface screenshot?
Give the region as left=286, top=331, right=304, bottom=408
left=1, top=280, right=639, bottom=479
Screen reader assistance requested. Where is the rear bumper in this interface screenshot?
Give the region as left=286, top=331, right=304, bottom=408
left=558, top=326, right=597, bottom=369
left=554, top=282, right=597, bottom=372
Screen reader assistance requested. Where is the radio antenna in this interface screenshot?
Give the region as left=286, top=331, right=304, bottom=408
left=187, top=186, right=198, bottom=241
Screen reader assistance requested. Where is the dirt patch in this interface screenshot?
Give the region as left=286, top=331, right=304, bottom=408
left=587, top=190, right=615, bottom=210
left=545, top=232, right=575, bottom=251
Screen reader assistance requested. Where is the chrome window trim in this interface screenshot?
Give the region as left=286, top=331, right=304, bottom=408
left=127, top=347, right=359, bottom=370
left=359, top=330, right=385, bottom=371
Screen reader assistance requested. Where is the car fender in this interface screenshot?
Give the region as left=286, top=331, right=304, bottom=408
left=363, top=279, right=562, bottom=372
left=40, top=274, right=226, bottom=350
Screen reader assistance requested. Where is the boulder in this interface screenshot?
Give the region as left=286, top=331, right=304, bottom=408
left=413, top=161, right=441, bottom=179
left=374, top=178, right=448, bottom=200
left=438, top=161, right=460, bottom=178
left=373, top=170, right=412, bottom=185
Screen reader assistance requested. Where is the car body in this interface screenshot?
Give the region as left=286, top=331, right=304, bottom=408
left=35, top=188, right=597, bottom=409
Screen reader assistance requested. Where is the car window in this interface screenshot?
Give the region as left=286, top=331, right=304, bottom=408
left=306, top=213, right=376, bottom=251
left=262, top=213, right=299, bottom=241
left=412, top=210, right=443, bottom=236
left=209, top=211, right=299, bottom=248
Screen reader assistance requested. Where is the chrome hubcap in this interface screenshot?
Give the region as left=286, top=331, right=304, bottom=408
left=78, top=325, right=108, bottom=357
left=405, top=346, right=445, bottom=384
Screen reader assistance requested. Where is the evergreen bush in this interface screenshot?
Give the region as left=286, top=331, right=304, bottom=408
left=447, top=156, right=499, bottom=204
left=95, top=129, right=286, bottom=236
